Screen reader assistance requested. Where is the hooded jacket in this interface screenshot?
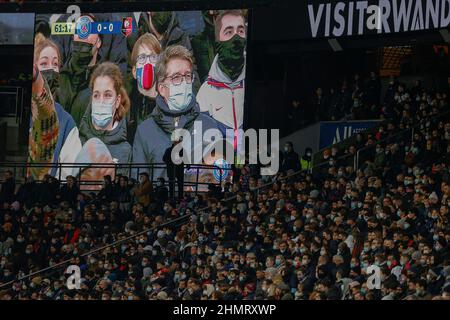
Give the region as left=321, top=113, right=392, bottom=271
left=197, top=54, right=245, bottom=149
left=132, top=95, right=219, bottom=179
left=79, top=107, right=132, bottom=165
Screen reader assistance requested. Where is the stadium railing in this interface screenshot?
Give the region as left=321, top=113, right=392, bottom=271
left=0, top=162, right=232, bottom=194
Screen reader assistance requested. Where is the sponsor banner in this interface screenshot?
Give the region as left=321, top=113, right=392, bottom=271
left=319, top=120, right=381, bottom=149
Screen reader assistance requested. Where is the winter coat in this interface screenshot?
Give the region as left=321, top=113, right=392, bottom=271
left=132, top=95, right=218, bottom=179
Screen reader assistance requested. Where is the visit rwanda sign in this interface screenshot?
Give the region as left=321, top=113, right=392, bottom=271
left=307, top=0, right=450, bottom=38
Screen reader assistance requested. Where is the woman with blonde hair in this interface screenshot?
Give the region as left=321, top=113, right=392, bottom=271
left=29, top=34, right=82, bottom=180
left=79, top=61, right=132, bottom=165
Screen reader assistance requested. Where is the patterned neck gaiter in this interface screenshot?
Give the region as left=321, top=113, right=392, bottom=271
left=216, top=34, right=246, bottom=81
left=28, top=80, right=59, bottom=180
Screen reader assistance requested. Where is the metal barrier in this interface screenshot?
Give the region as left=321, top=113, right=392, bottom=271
left=0, top=162, right=232, bottom=194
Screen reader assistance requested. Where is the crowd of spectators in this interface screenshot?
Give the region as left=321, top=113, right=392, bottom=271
left=288, top=72, right=382, bottom=133
left=316, top=77, right=449, bottom=168
left=0, top=76, right=450, bottom=300
left=286, top=69, right=448, bottom=136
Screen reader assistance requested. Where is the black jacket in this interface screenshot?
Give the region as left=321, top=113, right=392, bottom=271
left=0, top=177, right=15, bottom=204
left=280, top=151, right=300, bottom=172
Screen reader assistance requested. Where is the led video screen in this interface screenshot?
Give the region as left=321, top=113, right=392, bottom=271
left=30, top=10, right=248, bottom=189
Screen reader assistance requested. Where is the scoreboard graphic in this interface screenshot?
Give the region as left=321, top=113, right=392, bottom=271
left=51, top=17, right=133, bottom=37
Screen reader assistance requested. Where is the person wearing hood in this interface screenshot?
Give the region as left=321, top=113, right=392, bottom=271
left=132, top=45, right=219, bottom=179
left=301, top=147, right=313, bottom=172
left=79, top=62, right=132, bottom=167
left=197, top=10, right=247, bottom=151
left=135, top=11, right=200, bottom=92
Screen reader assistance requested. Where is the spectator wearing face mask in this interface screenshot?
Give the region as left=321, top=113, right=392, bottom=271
left=50, top=14, right=106, bottom=126
left=127, top=33, right=162, bottom=142
left=132, top=45, right=219, bottom=180
left=2, top=82, right=450, bottom=301
left=134, top=11, right=200, bottom=92
left=30, top=35, right=82, bottom=181
left=280, top=142, right=300, bottom=173
left=197, top=10, right=246, bottom=151
left=79, top=62, right=132, bottom=167
left=301, top=147, right=313, bottom=172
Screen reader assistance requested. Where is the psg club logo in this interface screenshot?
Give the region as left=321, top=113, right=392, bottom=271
left=76, top=16, right=91, bottom=40
left=213, top=158, right=230, bottom=182
left=121, top=17, right=133, bottom=37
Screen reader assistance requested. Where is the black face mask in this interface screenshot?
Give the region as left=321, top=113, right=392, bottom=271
left=216, top=34, right=246, bottom=81
left=40, top=69, right=60, bottom=97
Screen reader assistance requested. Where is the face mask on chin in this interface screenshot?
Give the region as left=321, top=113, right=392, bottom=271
left=166, top=82, right=193, bottom=111
left=216, top=34, right=246, bottom=81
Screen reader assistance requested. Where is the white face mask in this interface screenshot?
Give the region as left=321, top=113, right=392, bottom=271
left=91, top=99, right=116, bottom=128
left=167, top=82, right=193, bottom=111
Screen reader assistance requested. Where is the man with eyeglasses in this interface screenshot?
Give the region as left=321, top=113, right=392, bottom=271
left=132, top=45, right=219, bottom=180
left=197, top=10, right=247, bottom=151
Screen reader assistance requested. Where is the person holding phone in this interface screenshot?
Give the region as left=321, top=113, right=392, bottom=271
left=30, top=35, right=82, bottom=180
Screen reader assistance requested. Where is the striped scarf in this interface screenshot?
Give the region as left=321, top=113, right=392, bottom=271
left=28, top=80, right=59, bottom=180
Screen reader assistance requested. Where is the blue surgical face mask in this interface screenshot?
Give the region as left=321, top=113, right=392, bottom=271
left=167, top=82, right=193, bottom=111
left=91, top=99, right=116, bottom=128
